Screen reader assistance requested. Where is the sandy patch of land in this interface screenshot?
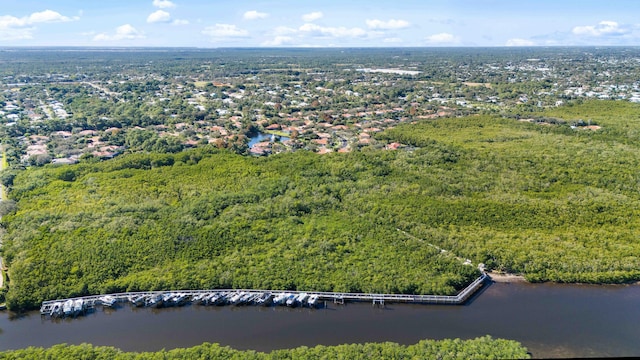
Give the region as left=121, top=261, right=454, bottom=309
left=463, top=82, right=492, bottom=88
left=487, top=272, right=527, bottom=283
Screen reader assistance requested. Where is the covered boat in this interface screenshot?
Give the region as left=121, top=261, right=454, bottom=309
left=99, top=295, right=117, bottom=307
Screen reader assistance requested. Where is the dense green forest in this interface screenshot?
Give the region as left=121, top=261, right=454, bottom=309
left=377, top=100, right=640, bottom=282
left=2, top=101, right=640, bottom=311
left=1, top=148, right=481, bottom=310
left=0, top=336, right=529, bottom=359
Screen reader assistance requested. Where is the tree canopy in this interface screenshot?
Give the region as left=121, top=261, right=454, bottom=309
left=3, top=101, right=640, bottom=312
left=0, top=336, right=530, bottom=360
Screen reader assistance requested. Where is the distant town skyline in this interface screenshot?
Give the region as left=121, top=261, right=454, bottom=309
left=2, top=0, right=640, bottom=47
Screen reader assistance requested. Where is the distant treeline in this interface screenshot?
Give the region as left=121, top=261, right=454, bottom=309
left=0, top=336, right=530, bottom=360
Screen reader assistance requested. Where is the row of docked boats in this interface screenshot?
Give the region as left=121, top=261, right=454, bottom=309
left=47, top=299, right=86, bottom=318
left=119, top=291, right=322, bottom=309
left=42, top=290, right=324, bottom=319
left=273, top=292, right=319, bottom=307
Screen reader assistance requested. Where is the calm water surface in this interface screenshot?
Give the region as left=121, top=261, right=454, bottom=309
left=0, top=282, right=639, bottom=358
left=248, top=132, right=290, bottom=147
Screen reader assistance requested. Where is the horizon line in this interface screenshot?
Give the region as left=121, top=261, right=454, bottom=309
left=1, top=45, right=640, bottom=50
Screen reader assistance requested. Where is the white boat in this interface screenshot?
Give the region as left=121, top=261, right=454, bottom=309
left=285, top=293, right=297, bottom=307
left=172, top=293, right=188, bottom=306
left=308, top=295, right=319, bottom=307
left=205, top=293, right=218, bottom=305
left=99, top=295, right=117, bottom=307
left=147, top=294, right=164, bottom=308
left=130, top=295, right=146, bottom=307
left=209, top=292, right=223, bottom=305
left=256, top=292, right=272, bottom=306
left=63, top=300, right=74, bottom=316
left=212, top=292, right=228, bottom=305
left=229, top=292, right=245, bottom=305
left=273, top=292, right=287, bottom=305
left=202, top=293, right=217, bottom=305
left=50, top=302, right=63, bottom=317
left=239, top=292, right=254, bottom=305
left=162, top=293, right=174, bottom=305
left=73, top=299, right=84, bottom=315
left=191, top=293, right=206, bottom=304
left=296, top=293, right=309, bottom=305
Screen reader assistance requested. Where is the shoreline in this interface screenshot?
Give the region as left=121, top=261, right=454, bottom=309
left=39, top=275, right=488, bottom=316
left=487, top=272, right=528, bottom=283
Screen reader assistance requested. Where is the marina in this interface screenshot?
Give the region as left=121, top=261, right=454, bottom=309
left=39, top=273, right=488, bottom=319
left=2, top=282, right=639, bottom=358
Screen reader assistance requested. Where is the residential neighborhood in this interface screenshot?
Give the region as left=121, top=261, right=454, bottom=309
left=2, top=47, right=640, bottom=165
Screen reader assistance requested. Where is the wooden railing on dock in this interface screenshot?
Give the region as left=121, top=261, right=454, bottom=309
left=40, top=273, right=488, bottom=314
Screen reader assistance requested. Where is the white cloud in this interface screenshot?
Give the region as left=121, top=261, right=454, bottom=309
left=147, top=10, right=171, bottom=23
left=425, top=32, right=459, bottom=44
left=152, top=0, right=176, bottom=9
left=262, top=36, right=294, bottom=46
left=383, top=37, right=403, bottom=43
left=172, top=19, right=189, bottom=26
left=302, top=11, right=323, bottom=22
left=506, top=38, right=535, bottom=46
left=0, top=9, right=77, bottom=40
left=573, top=21, right=629, bottom=37
left=28, top=10, right=76, bottom=24
left=202, top=24, right=249, bottom=40
left=243, top=10, right=268, bottom=20
left=366, top=19, right=410, bottom=30
left=299, top=23, right=367, bottom=38
left=0, top=9, right=75, bottom=29
left=93, top=24, right=145, bottom=41
left=0, top=16, right=27, bottom=30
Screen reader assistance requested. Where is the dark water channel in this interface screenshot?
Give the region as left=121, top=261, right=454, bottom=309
left=1, top=282, right=639, bottom=358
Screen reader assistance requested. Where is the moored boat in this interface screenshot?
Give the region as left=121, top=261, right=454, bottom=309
left=62, top=300, right=74, bottom=316
left=256, top=292, right=273, bottom=306
left=273, top=292, right=287, bottom=305
left=147, top=294, right=164, bottom=308
left=50, top=302, right=63, bottom=317
left=285, top=293, right=297, bottom=307
left=239, top=292, right=254, bottom=305
left=191, top=293, right=206, bottom=304
left=73, top=299, right=85, bottom=315
left=296, top=293, right=309, bottom=306
left=205, top=292, right=223, bottom=305
left=161, top=293, right=174, bottom=306
left=228, top=292, right=244, bottom=305
left=307, top=294, right=319, bottom=307
left=171, top=293, right=188, bottom=306
left=99, top=295, right=117, bottom=308
left=210, top=292, right=227, bottom=305
left=129, top=295, right=146, bottom=307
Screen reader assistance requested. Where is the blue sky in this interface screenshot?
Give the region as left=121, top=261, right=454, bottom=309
left=2, top=0, right=640, bottom=47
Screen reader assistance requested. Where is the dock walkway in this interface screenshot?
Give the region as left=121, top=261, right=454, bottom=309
left=41, top=273, right=487, bottom=315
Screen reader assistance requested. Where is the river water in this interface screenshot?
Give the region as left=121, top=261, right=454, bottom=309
left=0, top=282, right=639, bottom=358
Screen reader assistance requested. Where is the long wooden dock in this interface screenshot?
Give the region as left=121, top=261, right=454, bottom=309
left=40, top=273, right=488, bottom=315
